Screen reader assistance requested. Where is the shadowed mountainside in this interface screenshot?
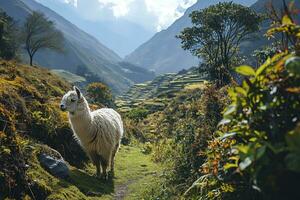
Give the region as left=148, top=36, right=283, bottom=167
left=0, top=0, right=155, bottom=94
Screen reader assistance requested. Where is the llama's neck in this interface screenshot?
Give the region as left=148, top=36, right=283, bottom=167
left=69, top=97, right=93, bottom=143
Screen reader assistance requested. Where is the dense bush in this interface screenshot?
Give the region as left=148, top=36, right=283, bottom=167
left=126, top=108, right=149, bottom=122
left=86, top=82, right=114, bottom=107
left=0, top=104, right=29, bottom=199
left=190, top=14, right=300, bottom=200
left=141, top=86, right=229, bottom=198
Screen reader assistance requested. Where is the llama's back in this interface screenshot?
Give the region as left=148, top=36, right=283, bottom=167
left=91, top=108, right=123, bottom=142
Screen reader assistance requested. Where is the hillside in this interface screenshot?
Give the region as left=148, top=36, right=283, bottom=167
left=124, top=0, right=257, bottom=74
left=116, top=67, right=207, bottom=113
left=51, top=69, right=86, bottom=84
left=0, top=0, right=155, bottom=93
left=0, top=60, right=163, bottom=199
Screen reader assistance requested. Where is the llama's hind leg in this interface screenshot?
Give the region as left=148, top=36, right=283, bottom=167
left=110, top=143, right=120, bottom=174
left=99, top=155, right=109, bottom=180
left=90, top=152, right=102, bottom=178
left=95, top=160, right=101, bottom=178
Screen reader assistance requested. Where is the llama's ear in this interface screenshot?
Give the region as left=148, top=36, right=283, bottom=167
left=74, top=86, right=81, bottom=99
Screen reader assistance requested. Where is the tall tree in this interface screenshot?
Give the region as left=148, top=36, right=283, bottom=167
left=0, top=11, right=19, bottom=60
left=178, top=2, right=262, bottom=86
left=22, top=12, right=63, bottom=66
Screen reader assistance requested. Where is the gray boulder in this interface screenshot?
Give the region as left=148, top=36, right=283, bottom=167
left=38, top=152, right=69, bottom=179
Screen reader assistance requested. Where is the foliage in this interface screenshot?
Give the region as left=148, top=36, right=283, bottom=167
left=0, top=106, right=29, bottom=199
left=86, top=82, right=113, bottom=107
left=178, top=2, right=262, bottom=86
left=265, top=0, right=300, bottom=51
left=0, top=10, right=19, bottom=60
left=22, top=11, right=64, bottom=66
left=126, top=108, right=149, bottom=122
left=253, top=44, right=279, bottom=66
left=139, top=86, right=229, bottom=199
left=193, top=14, right=300, bottom=200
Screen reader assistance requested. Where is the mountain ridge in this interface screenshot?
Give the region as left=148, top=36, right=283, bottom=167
left=124, top=0, right=258, bottom=74
left=0, top=0, right=155, bottom=93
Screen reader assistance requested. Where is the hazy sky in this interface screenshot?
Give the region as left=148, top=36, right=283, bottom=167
left=39, top=0, right=197, bottom=31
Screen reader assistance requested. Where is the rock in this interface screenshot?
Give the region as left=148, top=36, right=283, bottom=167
left=38, top=153, right=69, bottom=179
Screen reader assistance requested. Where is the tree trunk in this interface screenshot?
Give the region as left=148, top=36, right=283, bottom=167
left=29, top=55, right=33, bottom=66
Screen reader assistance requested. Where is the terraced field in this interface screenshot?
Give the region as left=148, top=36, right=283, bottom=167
left=116, top=67, right=207, bottom=112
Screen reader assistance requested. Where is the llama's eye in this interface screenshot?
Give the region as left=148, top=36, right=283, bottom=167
left=71, top=99, right=76, bottom=102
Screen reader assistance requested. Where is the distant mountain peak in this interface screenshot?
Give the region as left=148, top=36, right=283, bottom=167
left=125, top=0, right=258, bottom=74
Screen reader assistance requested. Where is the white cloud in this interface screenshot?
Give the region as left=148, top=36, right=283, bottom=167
left=62, top=0, right=78, bottom=7
left=144, top=0, right=196, bottom=31
left=98, top=0, right=135, bottom=18
left=38, top=0, right=197, bottom=32
left=94, top=0, right=196, bottom=31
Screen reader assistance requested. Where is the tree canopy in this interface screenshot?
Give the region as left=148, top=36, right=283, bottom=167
left=0, top=11, right=19, bottom=60
left=178, top=2, right=262, bottom=86
left=22, top=11, right=63, bottom=66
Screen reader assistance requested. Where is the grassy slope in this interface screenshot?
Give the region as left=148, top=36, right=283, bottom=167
left=0, top=60, right=163, bottom=199
left=51, top=69, right=86, bottom=83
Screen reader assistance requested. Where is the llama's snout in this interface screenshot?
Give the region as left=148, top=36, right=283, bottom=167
left=60, top=104, right=66, bottom=111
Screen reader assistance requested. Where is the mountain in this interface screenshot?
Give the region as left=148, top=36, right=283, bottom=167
left=240, top=0, right=300, bottom=56
left=34, top=0, right=155, bottom=57
left=124, top=0, right=258, bottom=74
left=0, top=0, right=155, bottom=93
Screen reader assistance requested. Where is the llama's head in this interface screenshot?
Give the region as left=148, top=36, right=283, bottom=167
left=60, top=86, right=85, bottom=114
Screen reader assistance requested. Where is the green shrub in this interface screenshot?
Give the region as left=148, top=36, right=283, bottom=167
left=126, top=108, right=149, bottom=122
left=143, top=86, right=229, bottom=199
left=193, top=14, right=300, bottom=200
left=0, top=105, right=29, bottom=199
left=86, top=82, right=113, bottom=107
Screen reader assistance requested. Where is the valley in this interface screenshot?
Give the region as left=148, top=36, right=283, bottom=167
left=1, top=0, right=300, bottom=199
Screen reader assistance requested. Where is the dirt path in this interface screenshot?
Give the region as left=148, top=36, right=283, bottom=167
left=114, top=180, right=135, bottom=200
left=111, top=146, right=162, bottom=200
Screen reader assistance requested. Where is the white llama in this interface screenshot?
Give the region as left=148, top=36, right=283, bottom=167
left=60, top=86, right=123, bottom=179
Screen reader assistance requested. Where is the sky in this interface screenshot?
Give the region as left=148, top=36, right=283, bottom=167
left=39, top=0, right=197, bottom=32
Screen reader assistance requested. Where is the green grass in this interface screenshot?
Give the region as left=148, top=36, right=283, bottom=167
left=28, top=145, right=163, bottom=200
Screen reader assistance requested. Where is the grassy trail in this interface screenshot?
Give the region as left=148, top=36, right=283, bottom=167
left=29, top=145, right=163, bottom=200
